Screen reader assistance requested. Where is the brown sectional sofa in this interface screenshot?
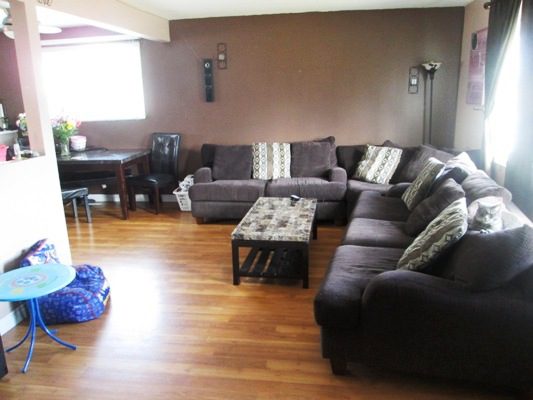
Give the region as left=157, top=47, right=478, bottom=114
left=189, top=138, right=347, bottom=223
left=189, top=139, right=468, bottom=224
left=189, top=137, right=533, bottom=388
left=314, top=154, right=533, bottom=389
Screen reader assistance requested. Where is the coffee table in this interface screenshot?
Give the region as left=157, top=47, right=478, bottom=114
left=231, top=197, right=317, bottom=288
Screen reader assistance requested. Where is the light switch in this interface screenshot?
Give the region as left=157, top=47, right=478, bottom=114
left=408, top=66, right=419, bottom=94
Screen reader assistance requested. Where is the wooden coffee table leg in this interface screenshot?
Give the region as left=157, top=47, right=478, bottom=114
left=302, top=244, right=309, bottom=289
left=232, top=241, right=240, bottom=285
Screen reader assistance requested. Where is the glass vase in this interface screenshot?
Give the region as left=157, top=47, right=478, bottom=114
left=59, top=140, right=70, bottom=157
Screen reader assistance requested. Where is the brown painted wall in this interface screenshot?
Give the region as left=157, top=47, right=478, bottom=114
left=2, top=8, right=464, bottom=178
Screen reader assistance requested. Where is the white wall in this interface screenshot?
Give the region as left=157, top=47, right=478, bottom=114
left=0, top=157, right=71, bottom=325
left=454, top=0, right=489, bottom=150
left=0, top=1, right=72, bottom=326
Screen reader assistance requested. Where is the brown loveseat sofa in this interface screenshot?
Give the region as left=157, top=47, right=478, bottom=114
left=314, top=156, right=533, bottom=389
left=189, top=138, right=347, bottom=223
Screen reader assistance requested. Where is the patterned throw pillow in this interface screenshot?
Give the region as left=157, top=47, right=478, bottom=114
left=252, top=142, right=291, bottom=180
left=353, top=145, right=403, bottom=184
left=397, top=198, right=468, bottom=271
left=401, top=157, right=444, bottom=210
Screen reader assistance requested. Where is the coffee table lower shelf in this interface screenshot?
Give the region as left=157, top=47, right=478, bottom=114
left=232, top=240, right=309, bottom=288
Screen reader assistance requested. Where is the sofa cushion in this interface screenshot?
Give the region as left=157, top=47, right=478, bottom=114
left=252, top=142, right=291, bottom=179
left=385, top=183, right=411, bottom=198
left=336, top=145, right=367, bottom=177
left=316, top=136, right=338, bottom=167
left=396, top=145, right=453, bottom=182
left=447, top=151, right=478, bottom=174
left=402, top=157, right=444, bottom=210
left=353, top=145, right=403, bottom=184
left=265, top=177, right=346, bottom=201
left=450, top=226, right=533, bottom=291
left=405, top=179, right=465, bottom=236
left=461, top=170, right=512, bottom=205
left=291, top=141, right=331, bottom=177
left=398, top=198, right=468, bottom=271
left=212, top=145, right=253, bottom=180
left=381, top=140, right=418, bottom=183
left=343, top=218, right=414, bottom=248
left=201, top=143, right=217, bottom=167
left=347, top=180, right=392, bottom=197
left=188, top=180, right=265, bottom=202
left=314, top=245, right=404, bottom=329
left=429, top=152, right=478, bottom=194
left=350, top=191, right=410, bottom=222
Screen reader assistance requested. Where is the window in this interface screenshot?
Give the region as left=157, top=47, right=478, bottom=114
left=41, top=40, right=146, bottom=122
left=486, top=14, right=521, bottom=166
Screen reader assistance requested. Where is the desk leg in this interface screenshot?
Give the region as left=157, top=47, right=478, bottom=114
left=232, top=242, right=240, bottom=285
left=115, top=165, right=129, bottom=220
left=302, top=245, right=309, bottom=289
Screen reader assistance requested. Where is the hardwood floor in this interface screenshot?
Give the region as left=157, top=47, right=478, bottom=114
left=0, top=203, right=516, bottom=399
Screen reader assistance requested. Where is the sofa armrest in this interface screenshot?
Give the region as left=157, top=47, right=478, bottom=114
left=362, top=269, right=532, bottom=324
left=385, top=182, right=410, bottom=197
left=194, top=167, right=213, bottom=183
left=329, top=167, right=347, bottom=184
left=359, top=269, right=533, bottom=387
left=361, top=269, right=533, bottom=375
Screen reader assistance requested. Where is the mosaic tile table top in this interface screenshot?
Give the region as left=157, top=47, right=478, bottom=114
left=231, top=197, right=317, bottom=243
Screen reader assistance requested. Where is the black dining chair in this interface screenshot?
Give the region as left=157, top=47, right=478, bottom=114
left=127, top=133, right=181, bottom=214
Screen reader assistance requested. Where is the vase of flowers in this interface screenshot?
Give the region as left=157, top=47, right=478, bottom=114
left=16, top=113, right=30, bottom=148
left=52, top=116, right=81, bottom=157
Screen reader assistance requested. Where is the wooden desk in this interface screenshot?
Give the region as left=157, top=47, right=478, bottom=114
left=57, top=149, right=150, bottom=220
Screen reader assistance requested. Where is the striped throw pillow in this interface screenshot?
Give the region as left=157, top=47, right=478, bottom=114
left=354, top=145, right=403, bottom=184
left=252, top=142, right=291, bottom=180
left=397, top=197, right=468, bottom=271
left=401, top=157, right=444, bottom=210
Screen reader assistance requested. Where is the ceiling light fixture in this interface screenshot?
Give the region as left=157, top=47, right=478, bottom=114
left=1, top=7, right=62, bottom=39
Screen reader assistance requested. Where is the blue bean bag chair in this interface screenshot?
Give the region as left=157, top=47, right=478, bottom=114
left=39, top=264, right=110, bottom=324
left=19, top=239, right=110, bottom=324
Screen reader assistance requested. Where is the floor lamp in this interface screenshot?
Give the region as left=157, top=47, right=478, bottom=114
left=421, top=61, right=442, bottom=145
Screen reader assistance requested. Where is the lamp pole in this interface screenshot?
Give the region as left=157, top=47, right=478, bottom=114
left=421, top=62, right=442, bottom=146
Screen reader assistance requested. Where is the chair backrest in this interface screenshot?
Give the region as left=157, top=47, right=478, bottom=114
left=151, top=133, right=181, bottom=179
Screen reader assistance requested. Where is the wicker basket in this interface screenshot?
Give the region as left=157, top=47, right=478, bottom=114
left=173, top=188, right=191, bottom=211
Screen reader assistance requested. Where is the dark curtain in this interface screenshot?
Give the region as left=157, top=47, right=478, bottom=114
left=505, top=0, right=533, bottom=219
left=484, top=0, right=522, bottom=116
left=482, top=0, right=521, bottom=169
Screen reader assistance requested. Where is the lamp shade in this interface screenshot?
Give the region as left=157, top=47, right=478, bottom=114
left=421, top=61, right=442, bottom=72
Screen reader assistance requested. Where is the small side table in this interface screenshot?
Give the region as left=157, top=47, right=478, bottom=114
left=0, top=263, right=77, bottom=373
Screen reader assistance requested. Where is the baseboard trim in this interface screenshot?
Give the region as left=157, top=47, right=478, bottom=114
left=89, top=194, right=177, bottom=203
left=0, top=305, right=27, bottom=335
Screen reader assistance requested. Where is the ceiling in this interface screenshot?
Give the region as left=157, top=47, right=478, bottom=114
left=0, top=0, right=475, bottom=30
left=117, top=0, right=474, bottom=20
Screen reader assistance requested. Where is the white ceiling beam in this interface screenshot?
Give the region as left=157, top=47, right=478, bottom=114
left=16, top=0, right=170, bottom=42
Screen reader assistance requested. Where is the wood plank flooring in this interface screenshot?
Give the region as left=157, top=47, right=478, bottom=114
left=0, top=203, right=516, bottom=399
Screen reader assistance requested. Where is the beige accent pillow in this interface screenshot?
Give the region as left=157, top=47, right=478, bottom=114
left=252, top=142, right=291, bottom=180
left=398, top=198, right=468, bottom=271
left=401, top=157, right=444, bottom=210
left=354, top=145, right=403, bottom=184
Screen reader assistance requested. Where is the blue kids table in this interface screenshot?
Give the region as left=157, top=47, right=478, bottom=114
left=0, top=263, right=77, bottom=373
